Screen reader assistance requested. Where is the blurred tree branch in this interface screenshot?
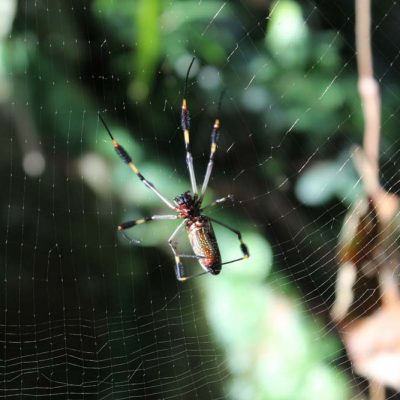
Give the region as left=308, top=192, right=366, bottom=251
left=332, top=2, right=400, bottom=399
left=355, top=0, right=400, bottom=310
left=356, top=0, right=380, bottom=182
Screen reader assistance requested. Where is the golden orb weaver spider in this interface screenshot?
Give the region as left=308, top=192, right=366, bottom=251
left=100, top=58, right=250, bottom=281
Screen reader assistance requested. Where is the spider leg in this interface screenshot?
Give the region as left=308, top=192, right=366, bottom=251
left=175, top=268, right=211, bottom=282
left=209, top=217, right=250, bottom=262
left=99, top=114, right=176, bottom=210
left=167, top=220, right=210, bottom=281
left=177, top=254, right=207, bottom=259
left=180, top=57, right=199, bottom=195
left=181, top=98, right=198, bottom=195
left=118, top=214, right=178, bottom=245
left=199, top=118, right=221, bottom=200
left=201, top=194, right=234, bottom=212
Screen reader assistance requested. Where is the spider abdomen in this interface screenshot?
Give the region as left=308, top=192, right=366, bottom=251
left=187, top=217, right=221, bottom=274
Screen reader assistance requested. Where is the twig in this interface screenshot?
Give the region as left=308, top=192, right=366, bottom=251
left=369, top=380, right=385, bottom=400
left=355, top=0, right=381, bottom=182
left=355, top=3, right=389, bottom=399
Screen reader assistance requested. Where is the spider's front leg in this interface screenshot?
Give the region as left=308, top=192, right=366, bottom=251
left=199, top=118, right=220, bottom=200
left=181, top=99, right=198, bottom=195
left=99, top=114, right=176, bottom=210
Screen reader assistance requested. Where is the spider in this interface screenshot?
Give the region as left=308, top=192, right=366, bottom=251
left=99, top=59, right=249, bottom=281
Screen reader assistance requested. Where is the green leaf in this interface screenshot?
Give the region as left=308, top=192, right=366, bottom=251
left=129, top=0, right=161, bottom=101
left=266, top=0, right=310, bottom=68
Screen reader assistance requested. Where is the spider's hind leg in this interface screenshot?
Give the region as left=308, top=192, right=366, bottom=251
left=172, top=258, right=211, bottom=282
left=209, top=217, right=250, bottom=263
left=167, top=220, right=209, bottom=281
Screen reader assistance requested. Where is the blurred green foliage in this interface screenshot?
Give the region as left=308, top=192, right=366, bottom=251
left=2, top=0, right=400, bottom=398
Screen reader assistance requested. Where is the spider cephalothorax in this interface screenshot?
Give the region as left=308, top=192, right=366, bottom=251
left=175, top=191, right=200, bottom=218
left=101, top=57, right=249, bottom=281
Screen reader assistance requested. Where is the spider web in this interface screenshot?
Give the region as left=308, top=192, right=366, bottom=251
left=1, top=0, right=400, bottom=399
